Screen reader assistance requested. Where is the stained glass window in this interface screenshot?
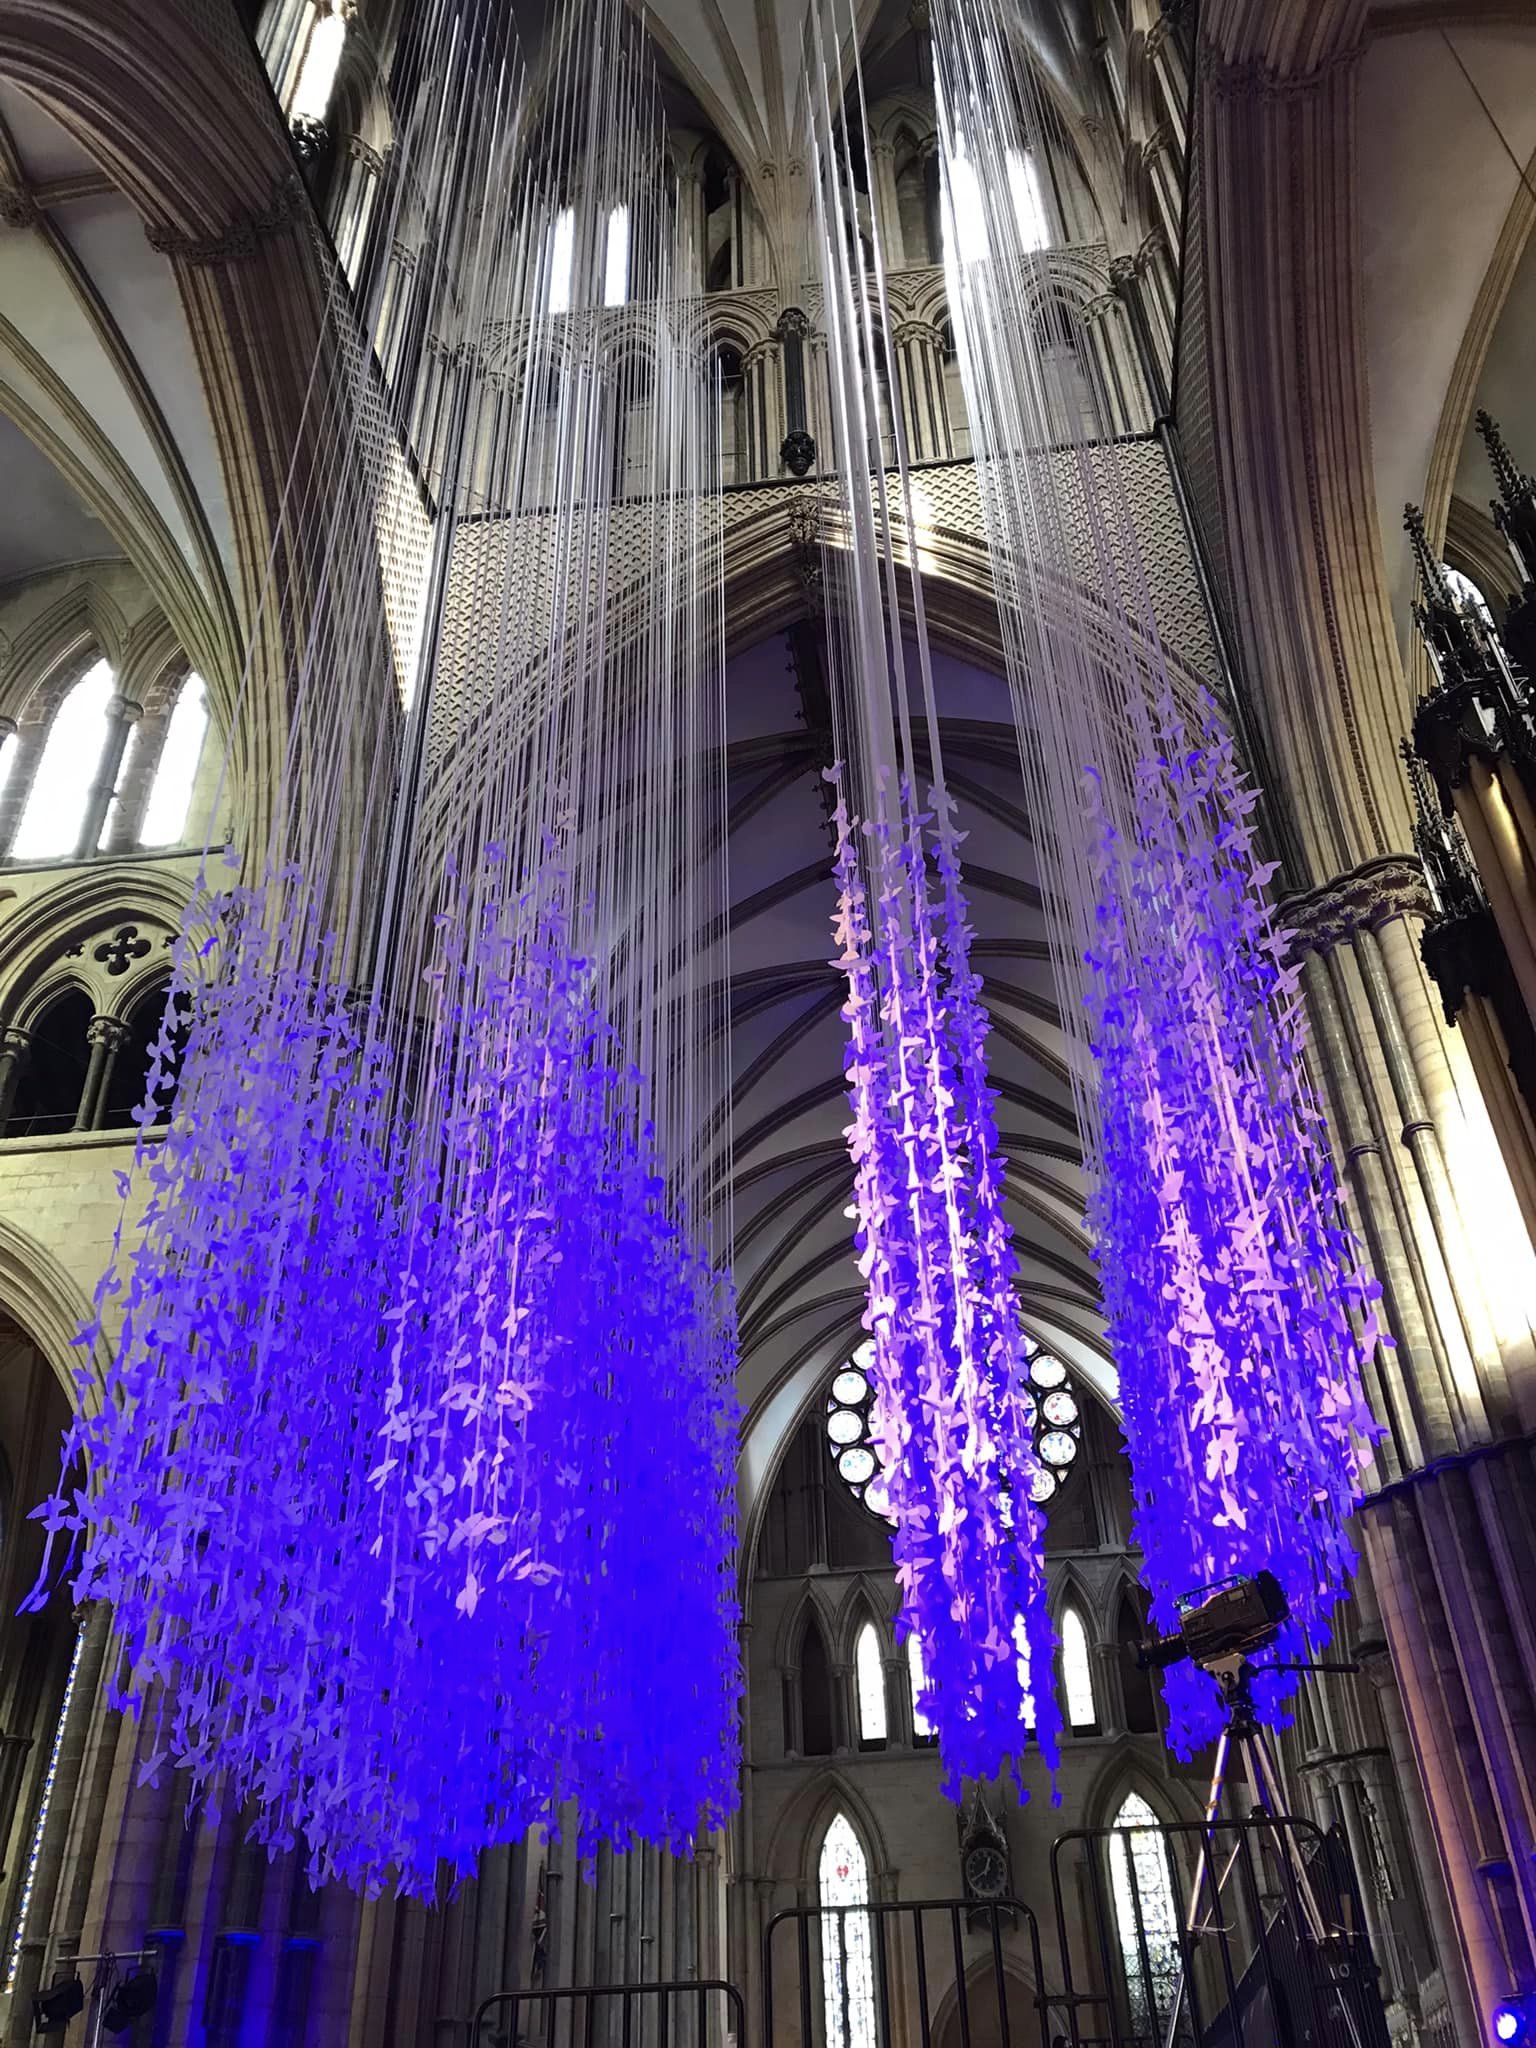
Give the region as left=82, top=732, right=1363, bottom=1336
left=1109, top=1792, right=1187, bottom=2041
left=854, top=1622, right=887, bottom=1745
left=1061, top=1607, right=1097, bottom=1730
left=819, top=1813, right=877, bottom=2048
left=6, top=1626, right=85, bottom=1990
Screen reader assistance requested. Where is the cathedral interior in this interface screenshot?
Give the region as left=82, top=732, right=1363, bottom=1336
left=0, top=0, right=1533, bottom=2044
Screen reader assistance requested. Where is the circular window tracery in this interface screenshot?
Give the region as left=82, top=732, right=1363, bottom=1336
left=825, top=1338, right=1083, bottom=1517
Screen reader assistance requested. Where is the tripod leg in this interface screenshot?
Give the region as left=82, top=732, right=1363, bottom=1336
left=1160, top=1732, right=1231, bottom=2048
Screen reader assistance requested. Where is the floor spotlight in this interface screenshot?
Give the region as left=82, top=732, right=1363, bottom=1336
left=31, top=1971, right=84, bottom=2033
left=102, top=1964, right=158, bottom=2033
left=1494, top=1997, right=1536, bottom=2043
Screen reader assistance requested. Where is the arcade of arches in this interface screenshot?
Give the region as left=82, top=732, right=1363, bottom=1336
left=0, top=0, right=1532, bottom=2044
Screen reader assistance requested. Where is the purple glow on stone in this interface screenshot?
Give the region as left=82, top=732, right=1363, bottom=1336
left=829, top=772, right=1060, bottom=1792
left=1081, top=687, right=1383, bottom=1753
left=31, top=843, right=741, bottom=1894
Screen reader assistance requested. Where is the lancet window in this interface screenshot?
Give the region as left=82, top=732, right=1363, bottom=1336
left=1060, top=1605, right=1098, bottom=1731
left=818, top=1813, right=878, bottom=2048
left=854, top=1620, right=887, bottom=1745
left=4, top=658, right=212, bottom=864
left=1108, top=1792, right=1186, bottom=2040
left=906, top=1632, right=934, bottom=1742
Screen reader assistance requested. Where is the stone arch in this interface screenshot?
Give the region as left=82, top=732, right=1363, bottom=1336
left=0, top=1214, right=110, bottom=1408
left=0, top=584, right=130, bottom=723
left=929, top=1956, right=1040, bottom=2048
left=774, top=1576, right=842, bottom=1675
left=762, top=1765, right=895, bottom=1894
left=0, top=865, right=187, bottom=1030
left=834, top=1572, right=896, bottom=1665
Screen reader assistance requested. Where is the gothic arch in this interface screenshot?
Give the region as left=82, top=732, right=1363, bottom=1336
left=0, top=866, right=186, bottom=1029
left=928, top=1955, right=1041, bottom=2048
left=773, top=1577, right=843, bottom=1675
left=835, top=1574, right=896, bottom=1665
left=0, top=1215, right=110, bottom=1408
left=762, top=1766, right=894, bottom=1894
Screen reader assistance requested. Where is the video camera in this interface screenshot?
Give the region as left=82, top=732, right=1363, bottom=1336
left=1138, top=1570, right=1290, bottom=1674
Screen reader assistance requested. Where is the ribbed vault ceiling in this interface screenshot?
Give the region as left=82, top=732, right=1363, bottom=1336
left=723, top=627, right=1110, bottom=1546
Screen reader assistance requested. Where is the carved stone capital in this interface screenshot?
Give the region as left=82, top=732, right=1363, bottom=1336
left=1279, top=854, right=1432, bottom=960
left=345, top=135, right=386, bottom=175
left=775, top=305, right=811, bottom=343
left=146, top=173, right=306, bottom=268
left=86, top=1015, right=129, bottom=1054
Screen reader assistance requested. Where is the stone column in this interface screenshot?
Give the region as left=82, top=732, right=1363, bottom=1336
left=893, top=323, right=946, bottom=462
left=0, top=1028, right=29, bottom=1131
left=330, top=135, right=384, bottom=287
left=742, top=341, right=780, bottom=484
left=74, top=1017, right=128, bottom=1134
left=76, top=694, right=141, bottom=859
left=867, top=141, right=904, bottom=271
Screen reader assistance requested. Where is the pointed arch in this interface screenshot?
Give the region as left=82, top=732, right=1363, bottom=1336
left=1059, top=1601, right=1099, bottom=1733
left=762, top=1767, right=895, bottom=1894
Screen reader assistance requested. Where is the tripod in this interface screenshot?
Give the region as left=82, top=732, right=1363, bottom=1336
left=1159, top=1655, right=1368, bottom=2048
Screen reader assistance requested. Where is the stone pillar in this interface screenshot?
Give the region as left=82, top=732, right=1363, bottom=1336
left=741, top=341, right=780, bottom=484
left=893, top=323, right=946, bottom=462
left=0, top=1029, right=29, bottom=1131
left=867, top=140, right=904, bottom=271
left=776, top=310, right=815, bottom=478
left=74, top=1017, right=127, bottom=1134
left=76, top=694, right=141, bottom=859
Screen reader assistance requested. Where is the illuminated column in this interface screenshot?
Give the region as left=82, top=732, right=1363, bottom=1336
left=867, top=140, right=904, bottom=271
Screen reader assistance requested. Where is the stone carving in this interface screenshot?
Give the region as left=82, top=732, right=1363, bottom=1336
left=1279, top=855, right=1432, bottom=960
left=145, top=173, right=306, bottom=268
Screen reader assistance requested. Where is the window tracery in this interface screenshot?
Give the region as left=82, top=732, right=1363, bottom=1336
left=824, top=1337, right=1082, bottom=1515
left=1108, top=1791, right=1185, bottom=2039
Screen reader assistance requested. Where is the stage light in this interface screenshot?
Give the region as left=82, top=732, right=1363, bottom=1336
left=102, top=1965, right=158, bottom=2033
left=1493, top=1995, right=1535, bottom=2042
left=32, top=1971, right=84, bottom=2032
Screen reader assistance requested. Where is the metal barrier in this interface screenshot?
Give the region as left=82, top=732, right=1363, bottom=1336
left=1047, top=1813, right=1390, bottom=2048
left=764, top=1895, right=1052, bottom=2048
left=470, top=1979, right=746, bottom=2048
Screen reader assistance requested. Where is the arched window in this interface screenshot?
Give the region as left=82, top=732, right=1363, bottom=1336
left=939, top=322, right=970, bottom=459
left=1443, top=563, right=1497, bottom=628
left=1117, top=1594, right=1158, bottom=1735
left=289, top=0, right=348, bottom=128
left=818, top=1814, right=878, bottom=2048
left=101, top=981, right=188, bottom=1132
left=1035, top=297, right=1102, bottom=443
left=1061, top=1606, right=1097, bottom=1731
left=12, top=659, right=114, bottom=861
left=6, top=989, right=92, bottom=1137
left=854, top=1621, right=887, bottom=1745
left=717, top=345, right=749, bottom=485
left=140, top=677, right=209, bottom=848
left=799, top=1615, right=836, bottom=1757
left=546, top=208, right=576, bottom=318
left=603, top=205, right=630, bottom=308
left=1108, top=1792, right=1184, bottom=2039
left=1007, top=149, right=1051, bottom=251
left=1011, top=1612, right=1037, bottom=1731
left=906, top=1633, right=934, bottom=1742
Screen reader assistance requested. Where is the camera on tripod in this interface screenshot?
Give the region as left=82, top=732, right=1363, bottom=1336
left=1138, top=1570, right=1290, bottom=1674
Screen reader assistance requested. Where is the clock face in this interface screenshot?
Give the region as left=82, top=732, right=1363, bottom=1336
left=963, top=1843, right=1009, bottom=1900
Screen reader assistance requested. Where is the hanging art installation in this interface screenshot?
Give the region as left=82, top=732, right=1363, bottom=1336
left=921, top=0, right=1383, bottom=1750
left=803, top=2, right=1061, bottom=1784
left=800, top=0, right=1384, bottom=1768
left=31, top=0, right=740, bottom=1892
